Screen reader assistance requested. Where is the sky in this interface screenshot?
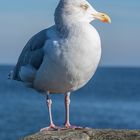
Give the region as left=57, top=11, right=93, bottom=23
left=0, top=0, right=140, bottom=67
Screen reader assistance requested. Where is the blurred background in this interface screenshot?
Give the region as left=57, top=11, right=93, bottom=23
left=0, top=0, right=140, bottom=139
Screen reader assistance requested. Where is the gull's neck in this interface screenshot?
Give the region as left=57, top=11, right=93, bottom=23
left=54, top=1, right=90, bottom=37
left=55, top=13, right=90, bottom=37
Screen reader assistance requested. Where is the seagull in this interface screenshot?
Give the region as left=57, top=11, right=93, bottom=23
left=9, top=0, right=111, bottom=131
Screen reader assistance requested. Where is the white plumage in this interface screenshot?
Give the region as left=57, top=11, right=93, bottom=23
left=34, top=23, right=101, bottom=93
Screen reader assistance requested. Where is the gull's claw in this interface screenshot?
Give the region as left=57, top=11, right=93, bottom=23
left=40, top=124, right=58, bottom=131
left=61, top=123, right=84, bottom=130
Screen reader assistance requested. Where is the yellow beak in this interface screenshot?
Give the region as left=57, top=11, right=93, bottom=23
left=93, top=12, right=111, bottom=23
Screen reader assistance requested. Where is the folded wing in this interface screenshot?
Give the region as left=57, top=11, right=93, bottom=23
left=10, top=29, right=48, bottom=82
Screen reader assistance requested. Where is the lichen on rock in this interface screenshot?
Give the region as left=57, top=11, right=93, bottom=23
left=23, top=128, right=140, bottom=140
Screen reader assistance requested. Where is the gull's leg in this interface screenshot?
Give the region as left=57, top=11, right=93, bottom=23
left=63, top=92, right=83, bottom=129
left=40, top=92, right=57, bottom=131
left=64, top=92, right=71, bottom=128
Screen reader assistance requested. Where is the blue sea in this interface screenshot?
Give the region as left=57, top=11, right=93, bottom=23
left=0, top=66, right=140, bottom=140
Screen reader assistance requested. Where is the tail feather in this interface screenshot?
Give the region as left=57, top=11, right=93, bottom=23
left=8, top=70, right=15, bottom=80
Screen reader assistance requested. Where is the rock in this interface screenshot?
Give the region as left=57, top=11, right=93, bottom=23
left=23, top=128, right=140, bottom=140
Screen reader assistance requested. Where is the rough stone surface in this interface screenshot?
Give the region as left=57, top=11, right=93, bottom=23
left=23, top=128, right=140, bottom=140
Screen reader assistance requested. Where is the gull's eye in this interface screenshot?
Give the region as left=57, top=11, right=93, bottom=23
left=80, top=4, right=89, bottom=10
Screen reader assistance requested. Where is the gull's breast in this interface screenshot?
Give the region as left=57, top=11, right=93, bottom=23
left=34, top=25, right=101, bottom=93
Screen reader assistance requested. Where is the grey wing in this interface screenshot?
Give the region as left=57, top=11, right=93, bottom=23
left=10, top=29, right=48, bottom=81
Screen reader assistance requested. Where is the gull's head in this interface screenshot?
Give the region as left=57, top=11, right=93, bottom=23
left=55, top=0, right=111, bottom=24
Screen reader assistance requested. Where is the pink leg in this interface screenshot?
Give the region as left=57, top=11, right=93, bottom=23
left=64, top=92, right=71, bottom=128
left=40, top=92, right=57, bottom=131
left=64, top=92, right=83, bottom=129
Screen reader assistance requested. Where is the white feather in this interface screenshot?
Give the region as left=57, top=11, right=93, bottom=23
left=19, top=65, right=36, bottom=82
